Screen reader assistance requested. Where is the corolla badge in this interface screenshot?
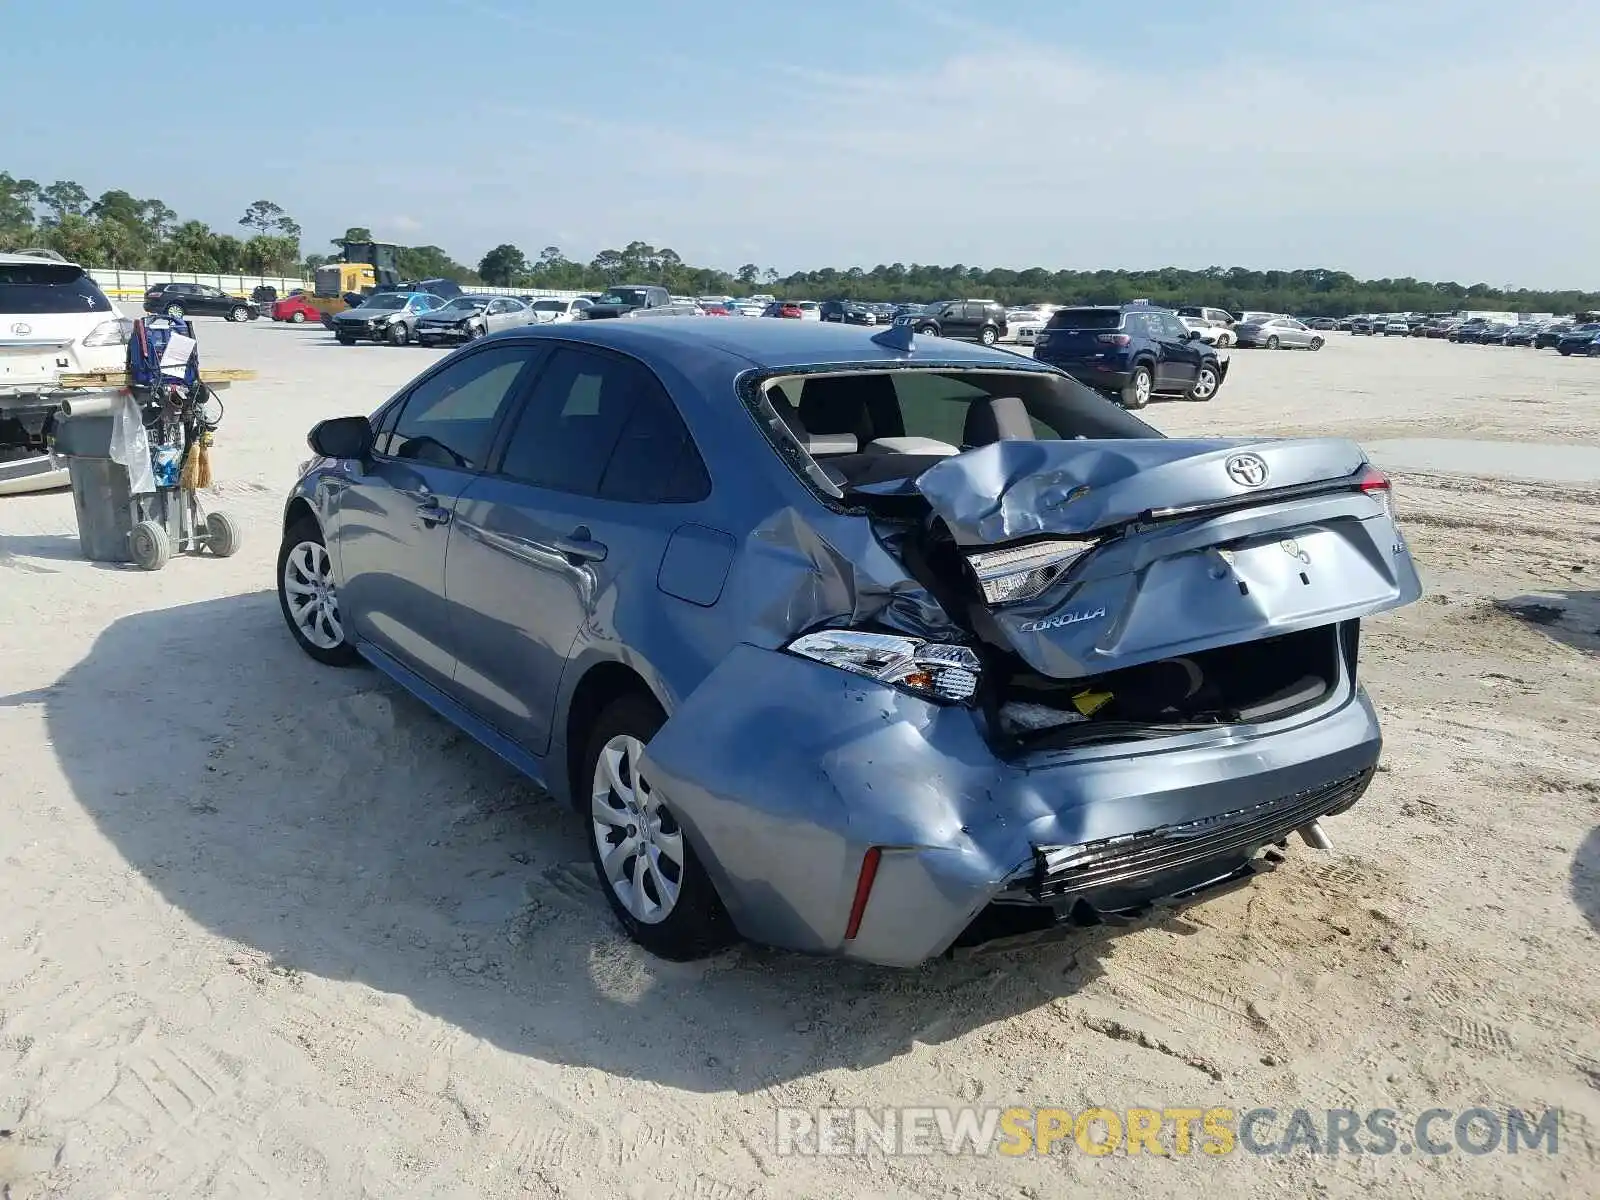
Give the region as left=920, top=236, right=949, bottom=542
left=1018, top=607, right=1107, bottom=634
left=1225, top=452, right=1270, bottom=487
left=10, top=322, right=31, bottom=336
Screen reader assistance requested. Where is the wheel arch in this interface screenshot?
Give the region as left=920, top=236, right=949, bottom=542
left=561, top=659, right=667, bottom=811
left=283, top=495, right=317, bottom=536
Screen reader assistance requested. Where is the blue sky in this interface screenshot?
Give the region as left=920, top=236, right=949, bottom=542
left=3, top=0, right=1596, bottom=287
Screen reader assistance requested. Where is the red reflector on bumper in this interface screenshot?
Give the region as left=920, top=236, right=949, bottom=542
left=844, top=847, right=882, bottom=941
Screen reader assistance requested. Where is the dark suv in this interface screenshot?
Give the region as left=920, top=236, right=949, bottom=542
left=900, top=299, right=1007, bottom=345
left=1033, top=303, right=1227, bottom=409
left=142, top=282, right=259, bottom=322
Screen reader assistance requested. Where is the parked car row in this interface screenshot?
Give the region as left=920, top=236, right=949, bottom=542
left=1033, top=300, right=1229, bottom=409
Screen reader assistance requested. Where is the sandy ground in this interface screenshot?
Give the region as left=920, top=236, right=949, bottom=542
left=1, top=321, right=1598, bottom=1198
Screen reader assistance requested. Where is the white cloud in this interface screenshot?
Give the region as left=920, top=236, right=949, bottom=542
left=543, top=14, right=1600, bottom=286
left=390, top=215, right=424, bottom=234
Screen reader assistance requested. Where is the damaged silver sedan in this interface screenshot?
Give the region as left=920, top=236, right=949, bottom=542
left=277, top=319, right=1422, bottom=966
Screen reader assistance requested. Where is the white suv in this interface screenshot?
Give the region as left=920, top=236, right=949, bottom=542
left=0, top=253, right=130, bottom=495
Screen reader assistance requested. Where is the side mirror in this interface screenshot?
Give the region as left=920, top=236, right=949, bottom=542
left=308, top=415, right=374, bottom=460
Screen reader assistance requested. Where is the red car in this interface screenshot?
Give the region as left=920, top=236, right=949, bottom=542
left=763, top=301, right=803, bottom=319
left=702, top=303, right=730, bottom=316
left=272, top=293, right=322, bottom=324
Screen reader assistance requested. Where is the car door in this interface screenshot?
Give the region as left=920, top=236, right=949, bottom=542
left=191, top=285, right=223, bottom=316
left=332, top=342, right=544, bottom=693
left=445, top=344, right=714, bottom=753
left=1151, top=311, right=1201, bottom=390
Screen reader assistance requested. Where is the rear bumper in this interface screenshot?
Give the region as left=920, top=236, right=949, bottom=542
left=1036, top=355, right=1132, bottom=390
left=642, top=644, right=1385, bottom=968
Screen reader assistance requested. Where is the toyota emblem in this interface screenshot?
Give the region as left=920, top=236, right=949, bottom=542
left=10, top=322, right=31, bottom=336
left=1225, top=452, right=1269, bottom=487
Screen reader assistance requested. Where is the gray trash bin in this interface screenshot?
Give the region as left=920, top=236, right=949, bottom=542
left=53, top=397, right=136, bottom=564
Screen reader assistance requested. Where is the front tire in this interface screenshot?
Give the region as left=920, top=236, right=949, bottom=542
left=230, top=305, right=250, bottom=323
left=1120, top=364, right=1153, bottom=409
left=290, top=310, right=306, bottom=323
left=583, top=693, right=732, bottom=961
left=917, top=324, right=939, bottom=337
left=336, top=333, right=356, bottom=346
left=388, top=321, right=410, bottom=346
left=1188, top=363, right=1220, bottom=401
left=1265, top=335, right=1280, bottom=350
left=277, top=519, right=360, bottom=667
left=1309, top=336, right=1324, bottom=351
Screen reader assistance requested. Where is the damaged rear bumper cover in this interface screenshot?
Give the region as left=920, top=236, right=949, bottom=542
left=641, top=645, right=1383, bottom=968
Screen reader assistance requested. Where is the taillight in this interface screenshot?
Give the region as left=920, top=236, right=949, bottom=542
left=1096, top=333, right=1132, bottom=346
left=1354, top=464, right=1395, bottom=518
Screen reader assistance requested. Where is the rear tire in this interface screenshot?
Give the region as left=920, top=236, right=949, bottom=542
left=978, top=326, right=998, bottom=346
left=164, top=303, right=185, bottom=319
left=290, top=310, right=306, bottom=323
left=582, top=693, right=732, bottom=961
left=1120, top=364, right=1153, bottom=409
left=129, top=520, right=171, bottom=571
left=205, top=511, right=241, bottom=558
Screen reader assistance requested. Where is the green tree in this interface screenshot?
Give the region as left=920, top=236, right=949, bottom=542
left=478, top=243, right=529, bottom=285
left=333, top=226, right=374, bottom=254
left=39, top=180, right=90, bottom=224
left=736, top=263, right=759, bottom=286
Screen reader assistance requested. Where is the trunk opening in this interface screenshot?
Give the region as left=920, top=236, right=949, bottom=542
left=880, top=508, right=1356, bottom=752
left=987, top=621, right=1349, bottom=754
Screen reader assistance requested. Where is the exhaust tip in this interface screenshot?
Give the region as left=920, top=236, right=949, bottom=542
left=1297, top=820, right=1333, bottom=851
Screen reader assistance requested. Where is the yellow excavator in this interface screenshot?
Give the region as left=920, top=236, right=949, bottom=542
left=311, top=241, right=402, bottom=318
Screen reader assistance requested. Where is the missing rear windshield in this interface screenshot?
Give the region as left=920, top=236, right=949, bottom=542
left=739, top=365, right=1159, bottom=503
left=0, top=264, right=111, bottom=314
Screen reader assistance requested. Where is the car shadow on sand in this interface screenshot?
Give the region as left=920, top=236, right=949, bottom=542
left=26, top=591, right=1129, bottom=1093
left=1496, top=589, right=1600, bottom=657
left=1572, top=826, right=1600, bottom=936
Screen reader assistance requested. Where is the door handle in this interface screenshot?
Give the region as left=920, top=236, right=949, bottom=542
left=415, top=497, right=451, bottom=527
left=554, top=527, right=607, bottom=562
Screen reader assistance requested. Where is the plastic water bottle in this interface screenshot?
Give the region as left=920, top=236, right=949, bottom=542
left=153, top=444, right=182, bottom=489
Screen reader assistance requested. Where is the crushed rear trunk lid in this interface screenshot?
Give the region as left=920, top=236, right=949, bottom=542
left=907, top=437, right=1422, bottom=680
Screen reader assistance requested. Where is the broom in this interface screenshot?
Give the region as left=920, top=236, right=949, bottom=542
left=179, top=430, right=214, bottom=490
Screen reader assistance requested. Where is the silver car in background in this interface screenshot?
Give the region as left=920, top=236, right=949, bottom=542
left=1234, top=317, right=1326, bottom=350
left=415, top=294, right=537, bottom=345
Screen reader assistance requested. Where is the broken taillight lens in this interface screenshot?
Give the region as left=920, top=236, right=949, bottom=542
left=1354, top=464, right=1395, bottom=518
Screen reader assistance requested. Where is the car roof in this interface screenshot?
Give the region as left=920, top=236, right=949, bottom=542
left=0, top=251, right=82, bottom=268
left=479, top=315, right=1060, bottom=373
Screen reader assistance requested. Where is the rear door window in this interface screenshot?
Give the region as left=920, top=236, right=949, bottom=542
left=0, top=263, right=112, bottom=313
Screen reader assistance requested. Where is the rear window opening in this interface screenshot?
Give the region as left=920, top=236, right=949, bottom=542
left=0, top=263, right=112, bottom=314
left=989, top=623, right=1349, bottom=753
left=749, top=368, right=1159, bottom=500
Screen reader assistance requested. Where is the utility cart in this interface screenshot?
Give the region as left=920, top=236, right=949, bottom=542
left=53, top=318, right=256, bottom=570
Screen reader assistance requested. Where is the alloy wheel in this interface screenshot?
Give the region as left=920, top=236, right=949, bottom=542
left=281, top=540, right=344, bottom=649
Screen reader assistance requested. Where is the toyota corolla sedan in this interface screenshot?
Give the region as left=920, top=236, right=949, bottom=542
left=276, top=320, right=1421, bottom=966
